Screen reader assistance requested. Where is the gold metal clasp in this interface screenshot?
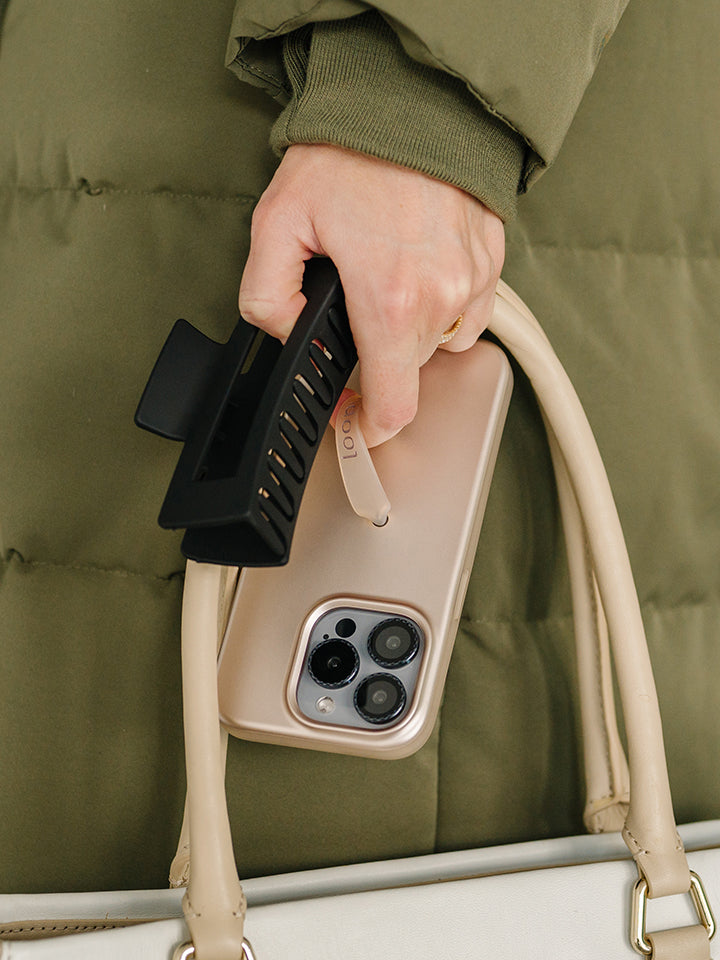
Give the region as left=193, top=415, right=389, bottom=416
left=631, top=870, right=716, bottom=955
left=173, top=939, right=257, bottom=960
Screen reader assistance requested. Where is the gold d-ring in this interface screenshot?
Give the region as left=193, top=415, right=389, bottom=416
left=439, top=314, right=464, bottom=344
left=630, top=871, right=715, bottom=955
left=173, top=941, right=257, bottom=960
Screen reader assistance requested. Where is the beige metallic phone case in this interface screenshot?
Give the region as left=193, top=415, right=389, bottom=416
left=217, top=340, right=512, bottom=759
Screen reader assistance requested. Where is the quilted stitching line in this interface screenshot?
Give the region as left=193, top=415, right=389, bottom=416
left=3, top=549, right=183, bottom=584
left=506, top=236, right=719, bottom=265
left=460, top=592, right=720, bottom=628
left=0, top=182, right=259, bottom=205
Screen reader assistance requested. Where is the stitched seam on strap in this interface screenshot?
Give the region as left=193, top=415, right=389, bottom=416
left=624, top=826, right=683, bottom=857
left=585, top=537, right=615, bottom=797
left=0, top=918, right=165, bottom=940
left=433, top=682, right=443, bottom=854
left=625, top=827, right=651, bottom=857
left=1, top=922, right=126, bottom=934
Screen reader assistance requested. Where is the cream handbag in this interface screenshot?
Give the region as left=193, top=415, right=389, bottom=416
left=1, top=283, right=716, bottom=960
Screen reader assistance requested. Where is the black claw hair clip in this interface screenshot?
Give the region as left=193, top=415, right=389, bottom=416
left=135, top=258, right=357, bottom=566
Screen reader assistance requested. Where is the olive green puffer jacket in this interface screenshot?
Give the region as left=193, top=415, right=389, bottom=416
left=0, top=0, right=718, bottom=894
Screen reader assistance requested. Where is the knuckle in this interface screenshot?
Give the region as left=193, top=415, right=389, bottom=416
left=487, top=216, right=506, bottom=264
left=436, top=264, right=473, bottom=312
left=238, top=295, right=287, bottom=334
left=379, top=278, right=421, bottom=326
left=479, top=224, right=506, bottom=285
left=473, top=248, right=498, bottom=290
left=249, top=202, right=265, bottom=236
left=249, top=196, right=278, bottom=239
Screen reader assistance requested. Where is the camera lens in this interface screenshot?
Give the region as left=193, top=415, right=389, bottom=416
left=368, top=618, right=420, bottom=668
left=308, top=638, right=359, bottom=688
left=335, top=617, right=356, bottom=638
left=354, top=674, right=407, bottom=725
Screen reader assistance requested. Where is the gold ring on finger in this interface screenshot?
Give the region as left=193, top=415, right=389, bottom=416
left=439, top=314, right=464, bottom=345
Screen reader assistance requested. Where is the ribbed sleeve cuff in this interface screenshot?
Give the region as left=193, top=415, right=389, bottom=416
left=269, top=12, right=527, bottom=222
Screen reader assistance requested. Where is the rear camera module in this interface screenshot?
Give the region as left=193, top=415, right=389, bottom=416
left=297, top=607, right=424, bottom=731
left=368, top=618, right=420, bottom=668
left=308, top=638, right=359, bottom=689
left=354, top=674, right=407, bottom=725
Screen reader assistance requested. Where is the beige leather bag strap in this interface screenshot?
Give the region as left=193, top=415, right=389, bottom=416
left=549, top=430, right=630, bottom=833
left=170, top=567, right=239, bottom=891
left=490, top=286, right=713, bottom=958
left=489, top=284, right=689, bottom=896
left=495, top=280, right=630, bottom=832
left=174, top=563, right=249, bottom=960
left=174, top=283, right=713, bottom=959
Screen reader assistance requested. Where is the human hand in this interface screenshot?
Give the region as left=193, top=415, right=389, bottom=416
left=239, top=144, right=505, bottom=447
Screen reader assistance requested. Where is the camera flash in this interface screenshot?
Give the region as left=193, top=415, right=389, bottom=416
left=316, top=696, right=335, bottom=715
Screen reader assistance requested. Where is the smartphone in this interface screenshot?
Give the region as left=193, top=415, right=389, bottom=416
left=217, top=338, right=512, bottom=759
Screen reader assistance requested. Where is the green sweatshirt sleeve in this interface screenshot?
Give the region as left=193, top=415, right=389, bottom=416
left=268, top=12, right=526, bottom=222
left=227, top=0, right=628, bottom=184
